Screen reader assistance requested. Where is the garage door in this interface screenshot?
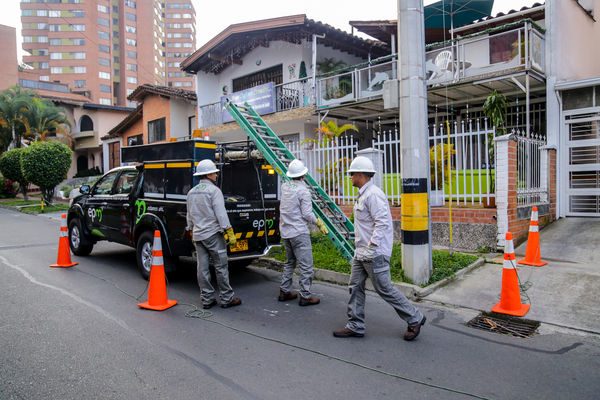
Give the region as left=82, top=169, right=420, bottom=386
left=565, top=111, right=600, bottom=216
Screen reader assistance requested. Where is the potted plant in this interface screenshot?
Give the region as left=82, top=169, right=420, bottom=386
left=482, top=89, right=508, bottom=208
left=429, top=142, right=455, bottom=206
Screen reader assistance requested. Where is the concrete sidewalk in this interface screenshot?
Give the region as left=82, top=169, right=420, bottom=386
left=424, top=218, right=600, bottom=336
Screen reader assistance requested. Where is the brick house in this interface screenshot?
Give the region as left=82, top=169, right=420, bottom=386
left=102, top=84, right=197, bottom=169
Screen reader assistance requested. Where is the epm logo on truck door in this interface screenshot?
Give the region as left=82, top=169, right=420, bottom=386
left=252, top=218, right=274, bottom=230
left=88, top=208, right=103, bottom=222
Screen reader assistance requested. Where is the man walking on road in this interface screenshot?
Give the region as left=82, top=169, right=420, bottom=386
left=278, top=159, right=329, bottom=306
left=333, top=156, right=426, bottom=340
left=187, top=159, right=241, bottom=310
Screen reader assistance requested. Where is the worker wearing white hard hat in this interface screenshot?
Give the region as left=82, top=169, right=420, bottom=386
left=333, top=156, right=426, bottom=341
left=187, top=159, right=241, bottom=309
left=278, top=159, right=328, bottom=306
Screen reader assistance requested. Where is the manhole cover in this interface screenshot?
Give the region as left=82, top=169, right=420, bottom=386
left=466, top=312, right=540, bottom=338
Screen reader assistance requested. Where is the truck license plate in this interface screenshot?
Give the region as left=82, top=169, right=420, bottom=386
left=230, top=240, right=248, bottom=252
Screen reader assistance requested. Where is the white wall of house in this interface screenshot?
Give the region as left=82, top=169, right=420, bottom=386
left=169, top=98, right=195, bottom=139
left=194, top=39, right=366, bottom=107
left=554, top=0, right=600, bottom=82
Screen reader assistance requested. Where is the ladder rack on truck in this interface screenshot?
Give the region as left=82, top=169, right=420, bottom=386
left=224, top=100, right=355, bottom=261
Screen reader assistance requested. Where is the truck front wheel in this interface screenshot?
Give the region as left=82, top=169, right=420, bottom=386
left=136, top=231, right=178, bottom=280
left=68, top=218, right=93, bottom=256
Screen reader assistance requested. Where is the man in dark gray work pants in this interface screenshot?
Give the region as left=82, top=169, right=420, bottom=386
left=333, top=156, right=426, bottom=341
left=186, top=159, right=241, bottom=310
left=278, top=159, right=328, bottom=306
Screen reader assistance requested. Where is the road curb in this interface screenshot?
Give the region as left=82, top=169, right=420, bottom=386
left=254, top=256, right=486, bottom=300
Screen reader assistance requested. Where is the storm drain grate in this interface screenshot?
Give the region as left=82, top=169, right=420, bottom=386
left=466, top=312, right=540, bottom=338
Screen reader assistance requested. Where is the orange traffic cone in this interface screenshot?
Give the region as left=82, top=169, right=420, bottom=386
left=492, top=232, right=530, bottom=317
left=518, top=206, right=547, bottom=267
left=138, top=230, right=177, bottom=311
left=50, top=214, right=78, bottom=268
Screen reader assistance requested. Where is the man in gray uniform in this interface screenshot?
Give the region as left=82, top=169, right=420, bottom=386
left=333, top=156, right=426, bottom=340
left=186, top=159, right=241, bottom=310
left=278, top=159, right=328, bottom=306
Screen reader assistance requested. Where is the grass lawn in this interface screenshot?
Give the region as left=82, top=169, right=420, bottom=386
left=268, top=233, right=478, bottom=287
left=19, top=203, right=69, bottom=214
left=0, top=197, right=69, bottom=214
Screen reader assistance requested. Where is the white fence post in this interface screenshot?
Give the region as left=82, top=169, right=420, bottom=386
left=494, top=134, right=512, bottom=249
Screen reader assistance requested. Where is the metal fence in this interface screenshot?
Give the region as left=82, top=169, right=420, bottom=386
left=285, top=122, right=546, bottom=208
left=372, top=129, right=402, bottom=205
left=429, top=119, right=495, bottom=206
left=288, top=135, right=358, bottom=205
left=516, top=129, right=547, bottom=205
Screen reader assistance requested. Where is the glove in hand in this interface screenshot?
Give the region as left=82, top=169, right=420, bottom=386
left=316, top=218, right=329, bottom=235
left=359, top=243, right=376, bottom=261
left=226, top=227, right=237, bottom=246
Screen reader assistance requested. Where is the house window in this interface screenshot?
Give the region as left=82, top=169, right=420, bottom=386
left=232, top=64, right=283, bottom=92
left=127, top=133, right=143, bottom=146
left=148, top=118, right=166, bottom=143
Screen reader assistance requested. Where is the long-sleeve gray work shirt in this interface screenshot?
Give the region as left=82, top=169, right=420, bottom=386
left=353, top=180, right=394, bottom=258
left=186, top=179, right=231, bottom=241
left=279, top=180, right=317, bottom=239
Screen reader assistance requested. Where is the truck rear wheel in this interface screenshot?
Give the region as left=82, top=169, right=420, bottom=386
left=68, top=218, right=93, bottom=256
left=136, top=231, right=178, bottom=280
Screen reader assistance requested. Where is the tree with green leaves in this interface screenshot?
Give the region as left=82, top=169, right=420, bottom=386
left=21, top=97, right=73, bottom=148
left=0, top=86, right=36, bottom=151
left=21, top=141, right=72, bottom=204
left=0, top=148, right=30, bottom=200
left=483, top=89, right=508, bottom=194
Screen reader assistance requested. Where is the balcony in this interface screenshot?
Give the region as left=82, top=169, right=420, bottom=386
left=197, top=78, right=316, bottom=129
left=426, top=22, right=545, bottom=86
left=72, top=130, right=99, bottom=150
left=315, top=21, right=545, bottom=111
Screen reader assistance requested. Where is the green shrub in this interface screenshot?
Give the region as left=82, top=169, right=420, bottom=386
left=21, top=141, right=72, bottom=204
left=0, top=148, right=29, bottom=199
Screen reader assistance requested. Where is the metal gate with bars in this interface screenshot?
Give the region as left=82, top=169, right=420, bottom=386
left=564, top=110, right=600, bottom=216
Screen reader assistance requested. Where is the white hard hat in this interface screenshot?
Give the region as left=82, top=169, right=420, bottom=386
left=286, top=159, right=308, bottom=178
left=347, top=156, right=376, bottom=174
left=194, top=159, right=219, bottom=176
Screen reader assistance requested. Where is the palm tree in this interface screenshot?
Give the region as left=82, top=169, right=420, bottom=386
left=21, top=97, right=73, bottom=148
left=0, top=86, right=35, bottom=150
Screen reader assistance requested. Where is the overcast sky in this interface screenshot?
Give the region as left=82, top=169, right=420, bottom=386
left=0, top=0, right=542, bottom=62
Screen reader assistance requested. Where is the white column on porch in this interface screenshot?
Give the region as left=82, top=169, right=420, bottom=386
left=494, top=134, right=512, bottom=249
left=355, top=147, right=384, bottom=189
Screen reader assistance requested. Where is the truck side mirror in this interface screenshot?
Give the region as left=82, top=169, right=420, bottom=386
left=79, top=185, right=90, bottom=195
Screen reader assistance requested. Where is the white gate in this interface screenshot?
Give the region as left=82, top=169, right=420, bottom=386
left=563, top=109, right=600, bottom=216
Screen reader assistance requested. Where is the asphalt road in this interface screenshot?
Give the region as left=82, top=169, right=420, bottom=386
left=1, top=208, right=599, bottom=400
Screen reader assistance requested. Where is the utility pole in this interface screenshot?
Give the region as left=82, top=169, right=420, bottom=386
left=398, top=0, right=432, bottom=284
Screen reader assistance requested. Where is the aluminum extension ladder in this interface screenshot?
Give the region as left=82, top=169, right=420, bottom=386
left=224, top=100, right=355, bottom=261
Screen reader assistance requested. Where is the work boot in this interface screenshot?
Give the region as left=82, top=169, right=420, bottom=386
left=278, top=290, right=298, bottom=302
left=403, top=316, right=426, bottom=341
left=202, top=299, right=218, bottom=309
left=221, top=297, right=242, bottom=308
left=333, top=327, right=364, bottom=338
left=298, top=296, right=320, bottom=306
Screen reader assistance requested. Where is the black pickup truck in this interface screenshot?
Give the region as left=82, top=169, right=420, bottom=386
left=67, top=139, right=281, bottom=279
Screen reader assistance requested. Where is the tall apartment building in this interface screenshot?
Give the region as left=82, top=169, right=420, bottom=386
left=20, top=0, right=195, bottom=107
